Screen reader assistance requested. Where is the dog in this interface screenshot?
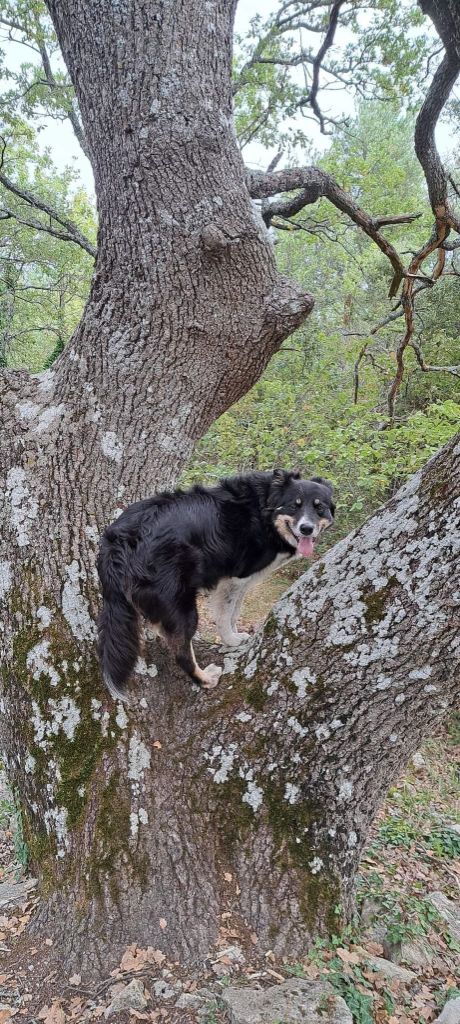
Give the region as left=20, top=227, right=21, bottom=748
left=97, top=469, right=335, bottom=700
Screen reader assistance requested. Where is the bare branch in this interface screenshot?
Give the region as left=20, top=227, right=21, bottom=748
left=35, top=31, right=89, bottom=158
left=247, top=165, right=406, bottom=295
left=373, top=213, right=422, bottom=229
left=383, top=0, right=460, bottom=419
left=300, top=0, right=345, bottom=133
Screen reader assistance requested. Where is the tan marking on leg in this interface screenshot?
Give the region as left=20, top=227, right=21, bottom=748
left=190, top=643, right=222, bottom=689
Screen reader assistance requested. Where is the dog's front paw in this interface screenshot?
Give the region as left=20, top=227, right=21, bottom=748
left=201, top=663, right=223, bottom=689
left=220, top=631, right=250, bottom=648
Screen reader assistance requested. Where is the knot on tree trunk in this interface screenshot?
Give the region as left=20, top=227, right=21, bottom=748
left=265, top=279, right=315, bottom=335
left=200, top=222, right=231, bottom=253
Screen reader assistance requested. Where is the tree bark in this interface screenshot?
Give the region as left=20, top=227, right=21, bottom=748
left=0, top=0, right=459, bottom=979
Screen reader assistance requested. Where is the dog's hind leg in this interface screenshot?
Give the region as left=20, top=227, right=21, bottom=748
left=163, top=605, right=222, bottom=690
left=175, top=639, right=222, bottom=690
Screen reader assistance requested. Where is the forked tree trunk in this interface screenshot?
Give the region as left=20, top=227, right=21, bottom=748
left=0, top=0, right=459, bottom=978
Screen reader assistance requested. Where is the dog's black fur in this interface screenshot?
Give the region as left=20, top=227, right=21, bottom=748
left=97, top=469, right=335, bottom=700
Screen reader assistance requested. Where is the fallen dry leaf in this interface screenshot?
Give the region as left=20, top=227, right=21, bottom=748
left=159, top=919, right=167, bottom=930
left=68, top=974, right=81, bottom=987
left=336, top=947, right=361, bottom=965
left=265, top=969, right=285, bottom=981
left=119, top=945, right=166, bottom=972
left=38, top=1003, right=66, bottom=1024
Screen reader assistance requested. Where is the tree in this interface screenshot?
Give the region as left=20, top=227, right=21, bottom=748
left=0, top=0, right=459, bottom=975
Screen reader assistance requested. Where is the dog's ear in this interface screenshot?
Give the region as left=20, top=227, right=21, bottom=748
left=272, top=468, right=300, bottom=485
left=311, top=475, right=333, bottom=493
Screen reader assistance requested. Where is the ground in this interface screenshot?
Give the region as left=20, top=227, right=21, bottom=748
left=1, top=572, right=459, bottom=1024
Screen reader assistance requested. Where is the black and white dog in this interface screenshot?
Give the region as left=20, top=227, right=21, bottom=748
left=97, top=469, right=335, bottom=699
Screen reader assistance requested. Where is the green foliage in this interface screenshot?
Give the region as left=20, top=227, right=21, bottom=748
left=437, top=987, right=460, bottom=1008
left=306, top=937, right=375, bottom=1024
left=376, top=817, right=460, bottom=859
left=186, top=330, right=460, bottom=544
left=0, top=130, right=95, bottom=370
left=0, top=1, right=72, bottom=131
left=0, top=779, right=29, bottom=873
left=233, top=1, right=433, bottom=152
left=1, top=7, right=458, bottom=519
left=186, top=102, right=460, bottom=527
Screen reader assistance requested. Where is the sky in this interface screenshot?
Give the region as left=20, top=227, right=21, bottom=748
left=0, top=0, right=455, bottom=198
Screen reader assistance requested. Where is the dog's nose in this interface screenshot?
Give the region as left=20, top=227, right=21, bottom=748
left=299, top=523, right=314, bottom=536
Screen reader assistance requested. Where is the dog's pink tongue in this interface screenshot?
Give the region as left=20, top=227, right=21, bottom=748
left=297, top=536, right=314, bottom=557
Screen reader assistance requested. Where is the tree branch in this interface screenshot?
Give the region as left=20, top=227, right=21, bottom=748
left=0, top=143, right=96, bottom=259
left=250, top=3, right=460, bottom=422
left=300, top=0, right=345, bottom=133
left=36, top=32, right=89, bottom=159
left=247, top=165, right=406, bottom=296
left=0, top=202, right=96, bottom=256
left=383, top=0, right=460, bottom=418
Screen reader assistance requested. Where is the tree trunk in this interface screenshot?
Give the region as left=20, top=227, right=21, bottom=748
left=0, top=0, right=459, bottom=978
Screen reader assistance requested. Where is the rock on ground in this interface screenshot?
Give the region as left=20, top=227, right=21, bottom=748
left=428, top=892, right=460, bottom=945
left=221, top=978, right=352, bottom=1024
left=0, top=878, right=37, bottom=910
left=175, top=992, right=205, bottom=1010
left=400, top=938, right=437, bottom=970
left=433, top=996, right=460, bottom=1024
left=365, top=955, right=415, bottom=984
left=105, top=979, right=148, bottom=1017
left=153, top=979, right=177, bottom=1000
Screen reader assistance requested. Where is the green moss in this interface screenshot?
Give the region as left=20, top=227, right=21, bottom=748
left=21, top=805, right=58, bottom=895
left=246, top=679, right=268, bottom=710
left=219, top=776, right=256, bottom=838
left=262, top=612, right=278, bottom=637
left=428, top=479, right=448, bottom=502
left=54, top=714, right=112, bottom=829
left=11, top=623, right=42, bottom=685
left=363, top=577, right=398, bottom=625
left=7, top=589, right=148, bottom=908
left=264, top=778, right=342, bottom=935
left=85, top=772, right=150, bottom=903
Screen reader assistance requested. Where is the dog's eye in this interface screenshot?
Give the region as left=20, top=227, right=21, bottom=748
left=313, top=499, right=325, bottom=512
left=295, top=498, right=302, bottom=507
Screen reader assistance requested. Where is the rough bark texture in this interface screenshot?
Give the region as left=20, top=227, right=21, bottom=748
left=0, top=0, right=459, bottom=979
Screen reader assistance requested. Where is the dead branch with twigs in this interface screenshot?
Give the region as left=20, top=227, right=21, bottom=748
left=247, top=1, right=460, bottom=421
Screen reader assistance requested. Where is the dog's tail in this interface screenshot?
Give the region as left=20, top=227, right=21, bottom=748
left=97, top=537, right=139, bottom=703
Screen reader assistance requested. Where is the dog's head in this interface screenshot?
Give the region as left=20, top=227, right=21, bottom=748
left=268, top=469, right=335, bottom=557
